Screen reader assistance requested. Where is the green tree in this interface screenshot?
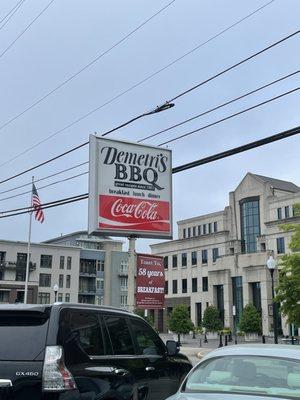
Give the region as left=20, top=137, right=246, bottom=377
left=135, top=309, right=155, bottom=327
left=276, top=204, right=300, bottom=326
left=202, top=306, right=223, bottom=332
left=168, top=304, right=194, bottom=344
left=239, top=304, right=261, bottom=333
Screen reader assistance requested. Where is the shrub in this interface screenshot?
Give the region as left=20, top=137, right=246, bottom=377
left=168, top=305, right=194, bottom=343
left=239, top=304, right=261, bottom=333
left=202, top=306, right=223, bottom=332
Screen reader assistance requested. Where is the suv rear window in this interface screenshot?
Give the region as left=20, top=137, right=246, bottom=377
left=0, top=311, right=49, bottom=361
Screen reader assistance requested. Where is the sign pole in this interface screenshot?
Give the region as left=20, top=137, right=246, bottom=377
left=127, top=236, right=136, bottom=312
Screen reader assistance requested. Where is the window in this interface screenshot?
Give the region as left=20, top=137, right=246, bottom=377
left=212, top=248, right=219, bottom=263
left=277, top=237, right=285, bottom=254
left=67, top=256, right=72, bottom=270
left=15, top=267, right=26, bottom=281
left=165, top=280, right=168, bottom=294
left=0, top=252, right=6, bottom=264
left=214, top=221, right=218, bottom=232
left=203, top=224, right=207, bottom=235
left=60, top=256, right=64, bottom=269
left=285, top=206, right=290, bottom=218
left=172, top=280, right=178, bottom=294
left=183, top=228, right=186, bottom=239
left=182, top=279, right=187, bottom=293
left=164, top=256, right=168, bottom=269
left=40, top=255, right=52, bottom=269
left=232, top=276, right=243, bottom=327
left=0, top=270, right=4, bottom=281
left=202, top=277, right=208, bottom=292
left=97, top=260, right=105, bottom=272
left=65, top=293, right=70, bottom=302
left=172, top=255, right=177, bottom=269
left=120, top=276, right=128, bottom=290
left=37, top=292, right=50, bottom=304
left=129, top=318, right=165, bottom=356
left=104, top=316, right=134, bottom=355
left=0, top=291, right=9, bottom=302
left=192, top=226, right=196, bottom=237
left=208, top=223, right=212, bottom=234
left=59, top=274, right=64, bottom=288
left=181, top=253, right=187, bottom=268
left=120, top=261, right=128, bottom=275
left=191, top=251, right=197, bottom=266
left=58, top=293, right=63, bottom=302
left=277, top=207, right=282, bottom=219
left=251, top=282, right=261, bottom=312
left=202, top=249, right=208, bottom=264
left=16, top=253, right=27, bottom=267
left=187, top=227, right=191, bottom=238
left=198, top=225, right=201, bottom=236
left=66, top=275, right=71, bottom=288
left=39, top=273, right=51, bottom=287
left=97, top=278, right=104, bottom=290
left=192, top=278, right=197, bottom=293
left=120, top=295, right=128, bottom=307
left=240, top=197, right=260, bottom=253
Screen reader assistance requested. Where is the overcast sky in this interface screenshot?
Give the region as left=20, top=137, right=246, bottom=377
left=0, top=0, right=299, bottom=252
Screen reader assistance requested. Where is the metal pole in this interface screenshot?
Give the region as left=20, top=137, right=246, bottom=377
left=24, top=177, right=34, bottom=304
left=270, top=269, right=278, bottom=344
left=127, top=236, right=136, bottom=312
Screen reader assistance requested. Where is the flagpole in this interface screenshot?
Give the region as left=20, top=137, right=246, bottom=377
left=24, top=177, right=34, bottom=304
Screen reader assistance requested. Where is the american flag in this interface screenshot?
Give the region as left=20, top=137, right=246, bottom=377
left=32, top=184, right=44, bottom=223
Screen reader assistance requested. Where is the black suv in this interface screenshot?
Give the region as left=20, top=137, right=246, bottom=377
left=0, top=303, right=192, bottom=399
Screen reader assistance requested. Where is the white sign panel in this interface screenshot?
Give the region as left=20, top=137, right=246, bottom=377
left=88, top=135, right=172, bottom=239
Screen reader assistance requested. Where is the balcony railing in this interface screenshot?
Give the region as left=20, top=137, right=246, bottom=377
left=119, top=268, right=128, bottom=276
left=0, top=261, right=36, bottom=271
left=78, top=287, right=96, bottom=295
left=79, top=271, right=96, bottom=277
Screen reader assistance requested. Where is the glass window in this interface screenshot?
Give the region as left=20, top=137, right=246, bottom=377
left=120, top=295, right=128, bottom=307
left=208, top=223, right=212, bottom=234
left=39, top=273, right=51, bottom=287
left=120, top=261, right=128, bottom=275
left=66, top=275, right=71, bottom=288
left=192, top=278, right=197, bottom=293
left=0, top=252, right=6, bottom=264
left=240, top=197, right=260, bottom=253
left=172, top=280, right=178, bottom=294
left=60, top=256, right=64, bottom=269
left=164, top=256, right=168, bottom=269
left=251, top=282, right=261, bottom=313
left=182, top=253, right=187, bottom=268
left=285, top=206, right=290, bottom=219
left=172, top=255, right=177, bottom=269
left=67, top=256, right=72, bottom=270
left=232, top=276, right=243, bottom=327
left=214, top=221, right=218, bottom=232
left=120, top=277, right=127, bottom=290
left=165, top=280, right=168, bottom=295
left=129, top=318, right=165, bottom=356
left=202, top=250, right=208, bottom=264
left=40, top=255, right=52, bottom=269
left=203, top=224, right=207, bottom=235
left=193, top=227, right=196, bottom=237
left=277, top=207, right=282, bottom=220
left=38, top=292, right=50, bottom=304
left=0, top=291, right=9, bottom=302
left=212, top=248, right=219, bottom=263
left=183, top=228, right=186, bottom=239
left=198, top=225, right=201, bottom=236
left=277, top=237, right=285, bottom=254
left=104, top=316, right=134, bottom=355
left=97, top=260, right=105, bottom=272
left=65, top=293, right=70, bottom=302
left=192, top=251, right=197, bottom=266
left=58, top=293, right=63, bottom=302
left=59, top=274, right=64, bottom=288
left=15, top=267, right=26, bottom=281
left=202, top=277, right=208, bottom=292
left=16, top=253, right=27, bottom=267
left=182, top=279, right=187, bottom=294
left=187, top=227, right=191, bottom=238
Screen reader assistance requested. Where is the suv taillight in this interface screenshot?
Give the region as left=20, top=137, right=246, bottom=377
left=42, top=346, right=76, bottom=392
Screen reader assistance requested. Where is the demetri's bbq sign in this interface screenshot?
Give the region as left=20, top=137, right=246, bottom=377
left=88, top=135, right=172, bottom=238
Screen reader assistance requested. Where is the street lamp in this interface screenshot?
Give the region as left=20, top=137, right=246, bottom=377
left=266, top=256, right=278, bottom=344
left=53, top=284, right=59, bottom=303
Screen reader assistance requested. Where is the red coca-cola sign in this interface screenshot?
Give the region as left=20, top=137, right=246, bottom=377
left=136, top=254, right=165, bottom=310
left=89, top=136, right=172, bottom=239
left=99, top=195, right=170, bottom=232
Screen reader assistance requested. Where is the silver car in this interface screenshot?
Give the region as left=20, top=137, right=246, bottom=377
left=167, top=344, right=300, bottom=400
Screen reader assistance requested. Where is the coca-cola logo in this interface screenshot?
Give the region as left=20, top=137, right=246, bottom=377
left=111, top=199, right=158, bottom=220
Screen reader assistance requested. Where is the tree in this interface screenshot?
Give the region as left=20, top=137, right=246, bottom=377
left=168, top=304, right=194, bottom=344
left=276, top=204, right=300, bottom=326
left=202, top=306, right=223, bottom=332
left=239, top=304, right=261, bottom=333
left=135, top=309, right=155, bottom=327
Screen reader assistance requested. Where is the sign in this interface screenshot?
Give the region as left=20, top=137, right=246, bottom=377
left=88, top=135, right=172, bottom=238
left=136, top=254, right=165, bottom=309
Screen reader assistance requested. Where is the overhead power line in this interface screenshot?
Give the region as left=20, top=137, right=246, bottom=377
left=0, top=0, right=25, bottom=31
left=0, top=0, right=175, bottom=133
left=0, top=0, right=278, bottom=167
left=0, top=0, right=24, bottom=25
left=0, top=0, right=55, bottom=60
left=1, top=125, right=299, bottom=219
left=138, top=70, right=299, bottom=143
left=158, top=87, right=300, bottom=146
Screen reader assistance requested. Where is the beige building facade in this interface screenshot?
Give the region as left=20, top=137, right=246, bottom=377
left=151, top=173, right=300, bottom=336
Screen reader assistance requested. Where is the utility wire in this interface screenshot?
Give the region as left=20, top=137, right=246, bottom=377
left=0, top=0, right=25, bottom=31
left=158, top=87, right=300, bottom=146
left=0, top=0, right=175, bottom=133
left=138, top=70, right=299, bottom=143
left=1, top=125, right=299, bottom=219
left=0, top=0, right=23, bottom=25
left=0, top=0, right=55, bottom=60
left=0, top=0, right=278, bottom=168
left=0, top=161, right=88, bottom=195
